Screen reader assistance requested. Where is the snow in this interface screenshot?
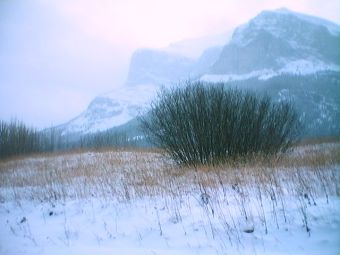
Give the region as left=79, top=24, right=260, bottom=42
left=201, top=59, right=340, bottom=82
left=279, top=59, right=340, bottom=75
left=0, top=146, right=339, bottom=255
left=65, top=110, right=132, bottom=134
left=201, top=69, right=274, bottom=82
left=1, top=196, right=339, bottom=255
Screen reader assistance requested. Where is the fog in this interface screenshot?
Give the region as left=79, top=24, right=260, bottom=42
left=0, top=0, right=339, bottom=128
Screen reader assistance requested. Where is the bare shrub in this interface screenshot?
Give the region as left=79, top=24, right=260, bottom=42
left=141, top=81, right=301, bottom=165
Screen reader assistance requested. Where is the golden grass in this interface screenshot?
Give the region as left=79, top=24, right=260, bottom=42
left=0, top=142, right=338, bottom=203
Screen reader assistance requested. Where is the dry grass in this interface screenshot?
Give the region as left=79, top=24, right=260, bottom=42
left=0, top=142, right=338, bottom=201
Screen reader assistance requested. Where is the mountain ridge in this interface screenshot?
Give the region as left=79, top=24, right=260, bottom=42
left=209, top=8, right=340, bottom=76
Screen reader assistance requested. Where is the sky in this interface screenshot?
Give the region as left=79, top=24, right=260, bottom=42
left=0, top=0, right=339, bottom=129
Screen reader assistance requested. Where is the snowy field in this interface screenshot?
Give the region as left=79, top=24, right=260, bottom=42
left=0, top=143, right=339, bottom=255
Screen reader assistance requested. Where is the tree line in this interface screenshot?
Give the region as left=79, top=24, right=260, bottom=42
left=0, top=120, right=133, bottom=159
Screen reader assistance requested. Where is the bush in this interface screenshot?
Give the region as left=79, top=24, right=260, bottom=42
left=141, top=81, right=301, bottom=165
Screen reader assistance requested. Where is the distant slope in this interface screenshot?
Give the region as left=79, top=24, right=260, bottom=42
left=54, top=85, right=157, bottom=135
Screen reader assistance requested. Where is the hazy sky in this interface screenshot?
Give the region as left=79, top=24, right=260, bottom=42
left=1, top=0, right=339, bottom=128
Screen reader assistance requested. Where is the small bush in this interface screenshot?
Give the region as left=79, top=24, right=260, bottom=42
left=141, top=81, right=301, bottom=165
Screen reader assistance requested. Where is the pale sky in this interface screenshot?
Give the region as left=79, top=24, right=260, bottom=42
left=1, top=0, right=339, bottom=128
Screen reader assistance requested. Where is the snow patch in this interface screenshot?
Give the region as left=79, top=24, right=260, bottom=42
left=201, top=69, right=274, bottom=82
left=201, top=59, right=340, bottom=82
left=279, top=59, right=340, bottom=75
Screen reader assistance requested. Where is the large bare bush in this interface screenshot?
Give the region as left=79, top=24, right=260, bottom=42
left=141, top=81, right=301, bottom=165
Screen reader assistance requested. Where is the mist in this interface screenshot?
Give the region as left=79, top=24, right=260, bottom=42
left=0, top=0, right=129, bottom=128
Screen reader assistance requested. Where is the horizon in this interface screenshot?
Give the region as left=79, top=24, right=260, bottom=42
left=1, top=0, right=339, bottom=129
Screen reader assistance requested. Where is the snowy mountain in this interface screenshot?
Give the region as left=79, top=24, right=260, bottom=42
left=55, top=85, right=157, bottom=135
left=203, top=8, right=340, bottom=82
left=56, top=8, right=340, bottom=137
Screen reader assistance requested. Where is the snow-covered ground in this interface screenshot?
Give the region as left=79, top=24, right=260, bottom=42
left=0, top=144, right=339, bottom=255
left=1, top=195, right=339, bottom=255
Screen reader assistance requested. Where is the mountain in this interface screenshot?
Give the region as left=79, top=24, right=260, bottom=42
left=202, top=8, right=340, bottom=81
left=55, top=8, right=340, bottom=137
left=54, top=85, right=157, bottom=135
